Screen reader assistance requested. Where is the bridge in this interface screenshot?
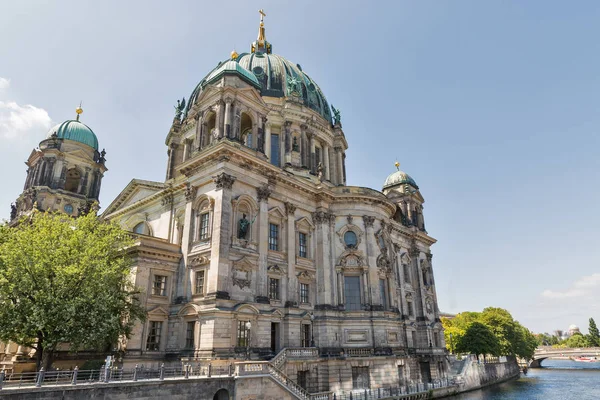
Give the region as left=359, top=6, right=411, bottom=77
left=530, top=347, right=600, bottom=367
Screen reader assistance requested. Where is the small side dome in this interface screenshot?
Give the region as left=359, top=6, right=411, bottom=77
left=383, top=169, right=419, bottom=190
left=568, top=324, right=580, bottom=331
left=46, top=120, right=99, bottom=150
left=205, top=60, right=261, bottom=89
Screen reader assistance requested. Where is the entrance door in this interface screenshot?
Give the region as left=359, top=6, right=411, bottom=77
left=271, top=322, right=279, bottom=353
left=420, top=362, right=432, bottom=383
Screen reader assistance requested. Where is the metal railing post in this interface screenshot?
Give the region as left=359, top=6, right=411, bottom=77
left=133, top=364, right=139, bottom=382
left=159, top=363, right=165, bottom=381
left=208, top=363, right=212, bottom=378
left=0, top=369, right=5, bottom=390
left=72, top=366, right=78, bottom=385
left=36, top=368, right=45, bottom=387
left=184, top=364, right=190, bottom=379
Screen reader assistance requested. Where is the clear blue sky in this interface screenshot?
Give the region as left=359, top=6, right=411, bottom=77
left=1, top=1, right=599, bottom=334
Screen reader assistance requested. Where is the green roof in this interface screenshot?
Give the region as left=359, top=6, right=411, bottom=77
left=46, top=120, right=99, bottom=150
left=383, top=170, right=419, bottom=190
left=205, top=60, right=261, bottom=88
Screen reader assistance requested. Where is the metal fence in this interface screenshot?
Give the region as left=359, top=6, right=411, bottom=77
left=333, top=379, right=455, bottom=400
left=0, top=362, right=234, bottom=390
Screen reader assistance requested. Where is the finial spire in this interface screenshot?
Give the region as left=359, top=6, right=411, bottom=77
left=75, top=101, right=83, bottom=121
left=395, top=160, right=400, bottom=171
left=251, top=9, right=272, bottom=54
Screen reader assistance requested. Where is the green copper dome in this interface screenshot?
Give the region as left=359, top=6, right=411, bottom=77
left=186, top=53, right=333, bottom=124
left=383, top=170, right=419, bottom=190
left=46, top=120, right=99, bottom=150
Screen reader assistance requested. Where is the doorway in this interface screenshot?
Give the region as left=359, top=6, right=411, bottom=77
left=420, top=361, right=432, bottom=383
left=270, top=322, right=280, bottom=353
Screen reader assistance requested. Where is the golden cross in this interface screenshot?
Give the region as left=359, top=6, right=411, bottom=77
left=259, top=9, right=266, bottom=23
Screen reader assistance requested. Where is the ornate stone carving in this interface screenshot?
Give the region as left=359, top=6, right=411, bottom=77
left=362, top=215, right=375, bottom=228
left=285, top=202, right=297, bottom=215
left=409, top=247, right=420, bottom=258
left=213, top=172, right=236, bottom=190
left=185, top=183, right=197, bottom=202
left=256, top=185, right=272, bottom=202
left=426, top=253, right=433, bottom=261
left=188, top=255, right=210, bottom=267
left=232, top=270, right=251, bottom=290
left=161, top=193, right=174, bottom=207
left=267, top=264, right=285, bottom=275
left=313, top=210, right=333, bottom=224
left=297, top=270, right=315, bottom=281
left=346, top=215, right=353, bottom=224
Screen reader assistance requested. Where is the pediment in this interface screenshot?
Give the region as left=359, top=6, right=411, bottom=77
left=295, top=216, right=314, bottom=231
left=148, top=306, right=169, bottom=318
left=102, top=179, right=167, bottom=216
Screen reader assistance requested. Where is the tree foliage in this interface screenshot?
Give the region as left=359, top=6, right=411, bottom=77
left=0, top=212, right=146, bottom=369
left=566, top=333, right=590, bottom=348
left=455, top=322, right=500, bottom=360
left=588, top=318, right=599, bottom=347
left=442, top=307, right=537, bottom=359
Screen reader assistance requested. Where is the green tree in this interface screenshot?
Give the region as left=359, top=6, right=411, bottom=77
left=0, top=212, right=146, bottom=370
left=566, top=333, right=589, bottom=348
left=455, top=322, right=500, bottom=361
left=588, top=318, right=599, bottom=347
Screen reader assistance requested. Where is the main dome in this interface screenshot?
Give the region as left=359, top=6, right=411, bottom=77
left=46, top=119, right=99, bottom=150
left=186, top=54, right=333, bottom=124
left=185, top=15, right=333, bottom=125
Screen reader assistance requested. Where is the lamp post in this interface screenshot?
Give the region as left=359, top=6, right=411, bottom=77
left=245, top=321, right=252, bottom=360
left=449, top=333, right=454, bottom=355
left=310, top=313, right=315, bottom=347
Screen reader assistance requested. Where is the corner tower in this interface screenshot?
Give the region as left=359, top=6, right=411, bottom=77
left=10, top=106, right=107, bottom=222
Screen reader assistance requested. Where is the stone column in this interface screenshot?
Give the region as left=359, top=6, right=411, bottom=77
left=209, top=172, right=236, bottom=298
left=258, top=116, right=266, bottom=153
left=323, top=143, right=331, bottom=181
left=313, top=211, right=334, bottom=306
left=224, top=100, right=232, bottom=138
left=216, top=101, right=224, bottom=139
left=179, top=187, right=196, bottom=299
left=309, top=134, right=316, bottom=174
left=363, top=216, right=378, bottom=307
left=335, top=147, right=343, bottom=186
left=195, top=115, right=203, bottom=150
left=284, top=121, right=292, bottom=165
left=256, top=185, right=272, bottom=302
left=265, top=123, right=272, bottom=160
left=300, top=125, right=308, bottom=168
left=286, top=202, right=297, bottom=304
left=328, top=147, right=336, bottom=185
left=410, top=247, right=425, bottom=319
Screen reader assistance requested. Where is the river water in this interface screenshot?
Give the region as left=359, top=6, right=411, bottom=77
left=452, top=359, right=600, bottom=400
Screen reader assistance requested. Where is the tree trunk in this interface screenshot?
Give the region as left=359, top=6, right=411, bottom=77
left=41, top=348, right=53, bottom=371
left=35, top=334, right=44, bottom=370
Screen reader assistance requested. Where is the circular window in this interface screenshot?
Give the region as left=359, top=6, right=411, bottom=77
left=308, top=83, right=316, bottom=92
left=252, top=66, right=264, bottom=76
left=64, top=204, right=73, bottom=214
left=344, top=231, right=357, bottom=248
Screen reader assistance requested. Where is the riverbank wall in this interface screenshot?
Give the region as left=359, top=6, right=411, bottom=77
left=450, top=355, right=520, bottom=396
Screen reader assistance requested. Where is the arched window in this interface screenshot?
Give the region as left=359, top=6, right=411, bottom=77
left=240, top=113, right=253, bottom=148
left=64, top=168, right=81, bottom=193
left=133, top=222, right=150, bottom=235
left=344, top=231, right=357, bottom=248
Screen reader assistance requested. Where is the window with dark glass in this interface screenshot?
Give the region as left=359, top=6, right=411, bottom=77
left=269, top=278, right=280, bottom=300
left=134, top=222, right=149, bottom=235
left=300, top=283, right=309, bottom=303
left=344, top=231, right=357, bottom=248
left=411, top=331, right=418, bottom=348
left=434, top=331, right=439, bottom=348
left=185, top=321, right=195, bottom=349
left=297, top=370, right=308, bottom=390
left=271, top=134, right=280, bottom=166
left=407, top=300, right=414, bottom=317
left=398, top=365, right=406, bottom=386
left=298, top=232, right=307, bottom=258
left=199, top=212, right=210, bottom=240
left=152, top=275, right=167, bottom=296
left=146, top=321, right=162, bottom=351
left=301, top=324, right=311, bottom=347
left=379, top=279, right=387, bottom=308
left=269, top=223, right=279, bottom=251
left=344, top=276, right=361, bottom=311
left=315, top=147, right=321, bottom=168
left=352, top=367, right=370, bottom=389
left=237, top=321, right=249, bottom=347
left=195, top=270, right=205, bottom=295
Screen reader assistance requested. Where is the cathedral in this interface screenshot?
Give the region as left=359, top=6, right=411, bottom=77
left=6, top=11, right=447, bottom=395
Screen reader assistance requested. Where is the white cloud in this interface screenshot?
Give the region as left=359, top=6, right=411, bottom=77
left=0, top=101, right=52, bottom=141
left=0, top=77, right=9, bottom=91
left=541, top=273, right=600, bottom=299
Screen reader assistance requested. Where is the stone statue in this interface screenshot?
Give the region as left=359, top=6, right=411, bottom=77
left=98, top=148, right=106, bottom=164
left=174, top=97, right=186, bottom=119
left=317, top=162, right=324, bottom=181
left=292, top=136, right=299, bottom=152
left=10, top=203, right=17, bottom=220
left=238, top=213, right=250, bottom=239
left=331, top=104, right=341, bottom=125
